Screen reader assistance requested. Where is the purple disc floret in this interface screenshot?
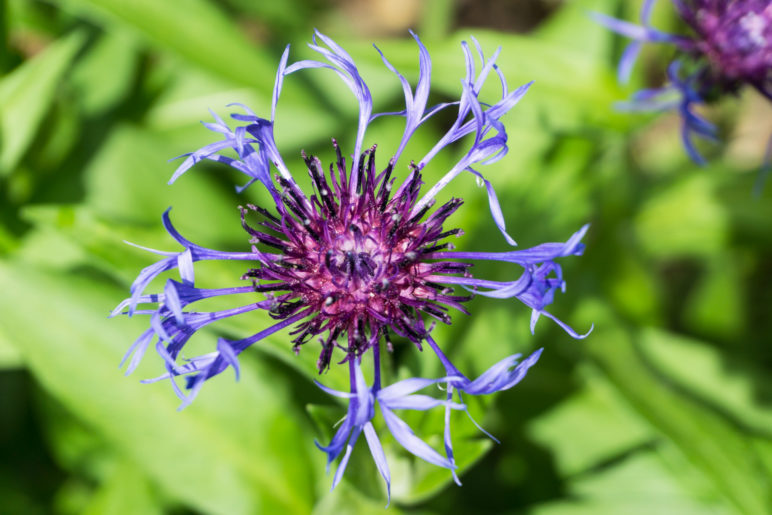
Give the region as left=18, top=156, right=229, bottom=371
left=114, top=30, right=591, bottom=498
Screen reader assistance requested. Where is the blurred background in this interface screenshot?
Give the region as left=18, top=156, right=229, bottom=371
left=2, top=0, right=772, bottom=513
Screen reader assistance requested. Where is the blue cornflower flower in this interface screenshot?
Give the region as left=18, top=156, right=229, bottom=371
left=114, top=31, right=590, bottom=494
left=592, top=0, right=772, bottom=165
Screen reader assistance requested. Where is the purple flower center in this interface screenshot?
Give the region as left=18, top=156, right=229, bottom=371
left=240, top=142, right=470, bottom=371
left=680, top=1, right=772, bottom=90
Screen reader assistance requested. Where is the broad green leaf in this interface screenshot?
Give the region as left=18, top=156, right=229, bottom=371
left=527, top=365, right=655, bottom=476
left=537, top=0, right=617, bottom=61
left=81, top=459, right=163, bottom=515
left=19, top=205, right=181, bottom=285
left=754, top=439, right=772, bottom=481
left=70, top=28, right=138, bottom=115
left=682, top=254, right=745, bottom=338
left=635, top=173, right=729, bottom=258
left=221, top=0, right=313, bottom=31
left=0, top=327, right=22, bottom=369
left=579, top=301, right=772, bottom=514
left=312, top=480, right=405, bottom=515
left=606, top=254, right=661, bottom=325
left=532, top=450, right=732, bottom=515
left=418, top=0, right=455, bottom=41
left=0, top=263, right=315, bottom=514
left=638, top=327, right=772, bottom=436
left=39, top=394, right=116, bottom=482
left=61, top=0, right=276, bottom=93
left=13, top=218, right=88, bottom=271
left=144, top=64, right=339, bottom=153
left=393, top=437, right=492, bottom=504
left=79, top=125, right=243, bottom=243
left=0, top=31, right=85, bottom=174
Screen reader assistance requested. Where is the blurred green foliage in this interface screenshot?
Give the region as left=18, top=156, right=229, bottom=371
left=1, top=0, right=771, bottom=513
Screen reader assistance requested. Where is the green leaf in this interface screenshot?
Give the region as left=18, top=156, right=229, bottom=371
left=79, top=125, right=241, bottom=236
left=537, top=0, right=617, bottom=61
left=394, top=437, right=491, bottom=504
left=682, top=254, right=745, bottom=338
left=312, top=480, right=405, bottom=515
left=81, top=459, right=163, bottom=515
left=637, top=327, right=772, bottom=436
left=635, top=174, right=729, bottom=258
left=527, top=365, right=656, bottom=476
left=605, top=254, right=661, bottom=325
left=70, top=28, right=138, bottom=115
left=0, top=30, right=85, bottom=174
left=579, top=301, right=772, bottom=514
left=0, top=263, right=315, bottom=514
left=0, top=327, right=22, bottom=369
left=62, top=0, right=276, bottom=93
left=532, top=450, right=733, bottom=515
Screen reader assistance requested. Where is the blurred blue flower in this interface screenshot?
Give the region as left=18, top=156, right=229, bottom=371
left=592, top=0, right=772, bottom=165
left=114, top=31, right=590, bottom=494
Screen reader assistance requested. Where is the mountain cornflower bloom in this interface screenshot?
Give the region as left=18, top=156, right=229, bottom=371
left=114, top=30, right=591, bottom=497
left=592, top=1, right=772, bottom=165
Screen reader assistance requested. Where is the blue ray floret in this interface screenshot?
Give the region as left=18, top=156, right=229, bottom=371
left=114, top=30, right=591, bottom=495
left=592, top=0, right=772, bottom=166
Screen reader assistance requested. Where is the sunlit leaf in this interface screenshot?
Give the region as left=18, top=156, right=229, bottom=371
left=62, top=0, right=275, bottom=93
left=638, top=327, right=772, bottom=436
left=527, top=365, right=655, bottom=476
left=0, top=31, right=85, bottom=174
left=635, top=174, right=729, bottom=258
left=580, top=302, right=772, bottom=514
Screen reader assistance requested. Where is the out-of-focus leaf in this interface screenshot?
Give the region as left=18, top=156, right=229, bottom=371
left=13, top=218, right=88, bottom=271
left=143, top=68, right=272, bottom=131
left=537, top=0, right=616, bottom=61
left=0, top=30, right=85, bottom=174
left=635, top=174, right=729, bottom=258
left=754, top=439, right=772, bottom=481
left=312, top=480, right=404, bottom=515
left=0, top=224, right=18, bottom=254
left=40, top=395, right=116, bottom=482
left=638, top=327, right=772, bottom=436
left=419, top=0, right=455, bottom=41
left=222, top=0, right=311, bottom=30
left=70, top=28, right=138, bottom=115
left=80, top=125, right=242, bottom=243
left=61, top=0, right=275, bottom=93
left=0, top=328, right=22, bottom=369
left=532, top=450, right=732, bottom=515
left=606, top=254, right=661, bottom=324
left=0, top=263, right=315, bottom=514
left=144, top=65, right=340, bottom=154
left=682, top=254, right=745, bottom=338
left=20, top=205, right=176, bottom=284
left=81, top=459, right=162, bottom=515
left=717, top=167, right=772, bottom=249
left=580, top=301, right=772, bottom=514
left=527, top=365, right=655, bottom=476
left=393, top=436, right=491, bottom=504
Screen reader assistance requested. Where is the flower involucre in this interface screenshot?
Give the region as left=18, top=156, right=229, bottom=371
left=114, top=31, right=590, bottom=500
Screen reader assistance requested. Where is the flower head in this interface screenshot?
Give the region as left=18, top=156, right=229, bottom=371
left=592, top=0, right=772, bottom=165
left=115, top=31, right=590, bottom=495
